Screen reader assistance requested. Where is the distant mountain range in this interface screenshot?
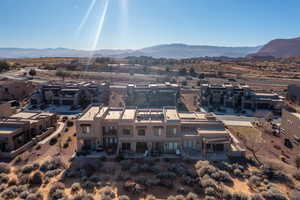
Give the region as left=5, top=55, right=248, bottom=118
left=0, top=44, right=262, bottom=59
left=249, top=37, right=300, bottom=58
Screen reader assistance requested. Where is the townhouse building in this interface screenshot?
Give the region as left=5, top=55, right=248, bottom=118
left=0, top=111, right=57, bottom=158
left=287, top=84, right=300, bottom=105
left=125, top=82, right=180, bottom=107
left=76, top=105, right=243, bottom=158
left=30, top=81, right=109, bottom=107
left=200, top=83, right=284, bottom=111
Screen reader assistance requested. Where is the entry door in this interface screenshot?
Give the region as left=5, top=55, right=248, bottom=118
left=136, top=142, right=148, bottom=153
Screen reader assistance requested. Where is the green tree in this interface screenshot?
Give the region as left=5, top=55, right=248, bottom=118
left=0, top=61, right=10, bottom=72
left=29, top=69, right=37, bottom=78
left=265, top=112, right=273, bottom=122
left=295, top=155, right=300, bottom=169
left=56, top=70, right=68, bottom=81
left=189, top=67, right=196, bottom=76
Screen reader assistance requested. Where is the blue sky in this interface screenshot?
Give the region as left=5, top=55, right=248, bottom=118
left=0, top=0, right=300, bottom=50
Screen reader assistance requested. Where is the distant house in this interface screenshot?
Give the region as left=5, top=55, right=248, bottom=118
left=0, top=79, right=35, bottom=101
left=0, top=111, right=57, bottom=158
left=0, top=101, right=16, bottom=118
left=200, top=83, right=284, bottom=112
left=30, top=81, right=109, bottom=107
left=281, top=109, right=300, bottom=140
left=287, top=84, right=300, bottom=105
left=125, top=82, right=180, bottom=108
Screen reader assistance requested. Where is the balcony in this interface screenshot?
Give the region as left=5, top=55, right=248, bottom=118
left=103, top=129, right=118, bottom=136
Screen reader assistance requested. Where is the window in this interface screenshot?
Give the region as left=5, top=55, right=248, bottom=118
left=81, top=125, right=91, bottom=134
left=154, top=127, right=162, bottom=136
left=122, top=143, right=131, bottom=151
left=172, top=128, right=177, bottom=136
left=123, top=129, right=131, bottom=136
left=138, top=129, right=146, bottom=136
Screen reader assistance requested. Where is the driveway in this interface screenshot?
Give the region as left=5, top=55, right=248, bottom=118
left=38, top=122, right=65, bottom=145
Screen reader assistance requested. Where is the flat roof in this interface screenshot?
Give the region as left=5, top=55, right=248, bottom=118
left=105, top=110, right=123, bottom=120
left=79, top=106, right=101, bottom=121
left=178, top=113, right=197, bottom=120
left=122, top=109, right=136, bottom=120
left=11, top=112, right=37, bottom=119
left=165, top=109, right=180, bottom=121
left=197, top=129, right=228, bottom=135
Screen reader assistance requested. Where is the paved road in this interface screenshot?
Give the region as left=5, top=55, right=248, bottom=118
left=38, top=122, right=65, bottom=145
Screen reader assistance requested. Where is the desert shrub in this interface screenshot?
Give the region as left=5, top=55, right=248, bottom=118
left=197, top=164, right=217, bottom=177
left=63, top=142, right=69, bottom=148
left=232, top=193, right=249, bottom=200
left=0, top=184, right=5, bottom=193
left=221, top=188, right=232, bottom=200
left=14, top=156, right=23, bottom=164
left=120, top=160, right=132, bottom=171
left=26, top=192, right=43, bottom=200
left=262, top=188, right=287, bottom=200
left=233, top=169, right=244, bottom=179
left=249, top=175, right=261, bottom=187
left=186, top=192, right=198, bottom=200
left=145, top=195, right=157, bottom=200
left=218, top=170, right=233, bottom=185
left=29, top=171, right=43, bottom=185
left=251, top=194, right=264, bottom=200
left=201, top=175, right=217, bottom=189
left=71, top=182, right=81, bottom=194
left=0, top=163, right=10, bottom=174
left=17, top=185, right=29, bottom=194
left=19, top=191, right=29, bottom=199
left=48, top=182, right=66, bottom=200
left=67, top=120, right=74, bottom=127
left=49, top=137, right=58, bottom=145
left=40, top=158, right=63, bottom=172
left=157, top=171, right=176, bottom=179
left=119, top=195, right=130, bottom=200
left=195, top=160, right=210, bottom=170
left=293, top=171, right=300, bottom=181
left=0, top=173, right=9, bottom=184
left=204, top=196, right=216, bottom=200
left=73, top=192, right=94, bottom=200
left=21, top=165, right=34, bottom=174
left=8, top=177, right=17, bottom=186
left=45, top=169, right=62, bottom=178
left=205, top=187, right=217, bottom=196
left=1, top=187, right=17, bottom=199
left=262, top=166, right=293, bottom=185
left=82, top=181, right=95, bottom=193
left=100, top=187, right=115, bottom=200
left=177, top=186, right=188, bottom=195
left=18, top=174, right=29, bottom=185
left=289, top=191, right=300, bottom=200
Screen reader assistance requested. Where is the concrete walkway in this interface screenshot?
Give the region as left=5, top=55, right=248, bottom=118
left=38, top=122, right=65, bottom=145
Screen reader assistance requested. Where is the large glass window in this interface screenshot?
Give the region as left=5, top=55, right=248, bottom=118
left=123, top=129, right=131, bottom=135
left=122, top=143, right=131, bottom=151
left=154, top=127, right=163, bottom=136
left=138, top=129, right=146, bottom=136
